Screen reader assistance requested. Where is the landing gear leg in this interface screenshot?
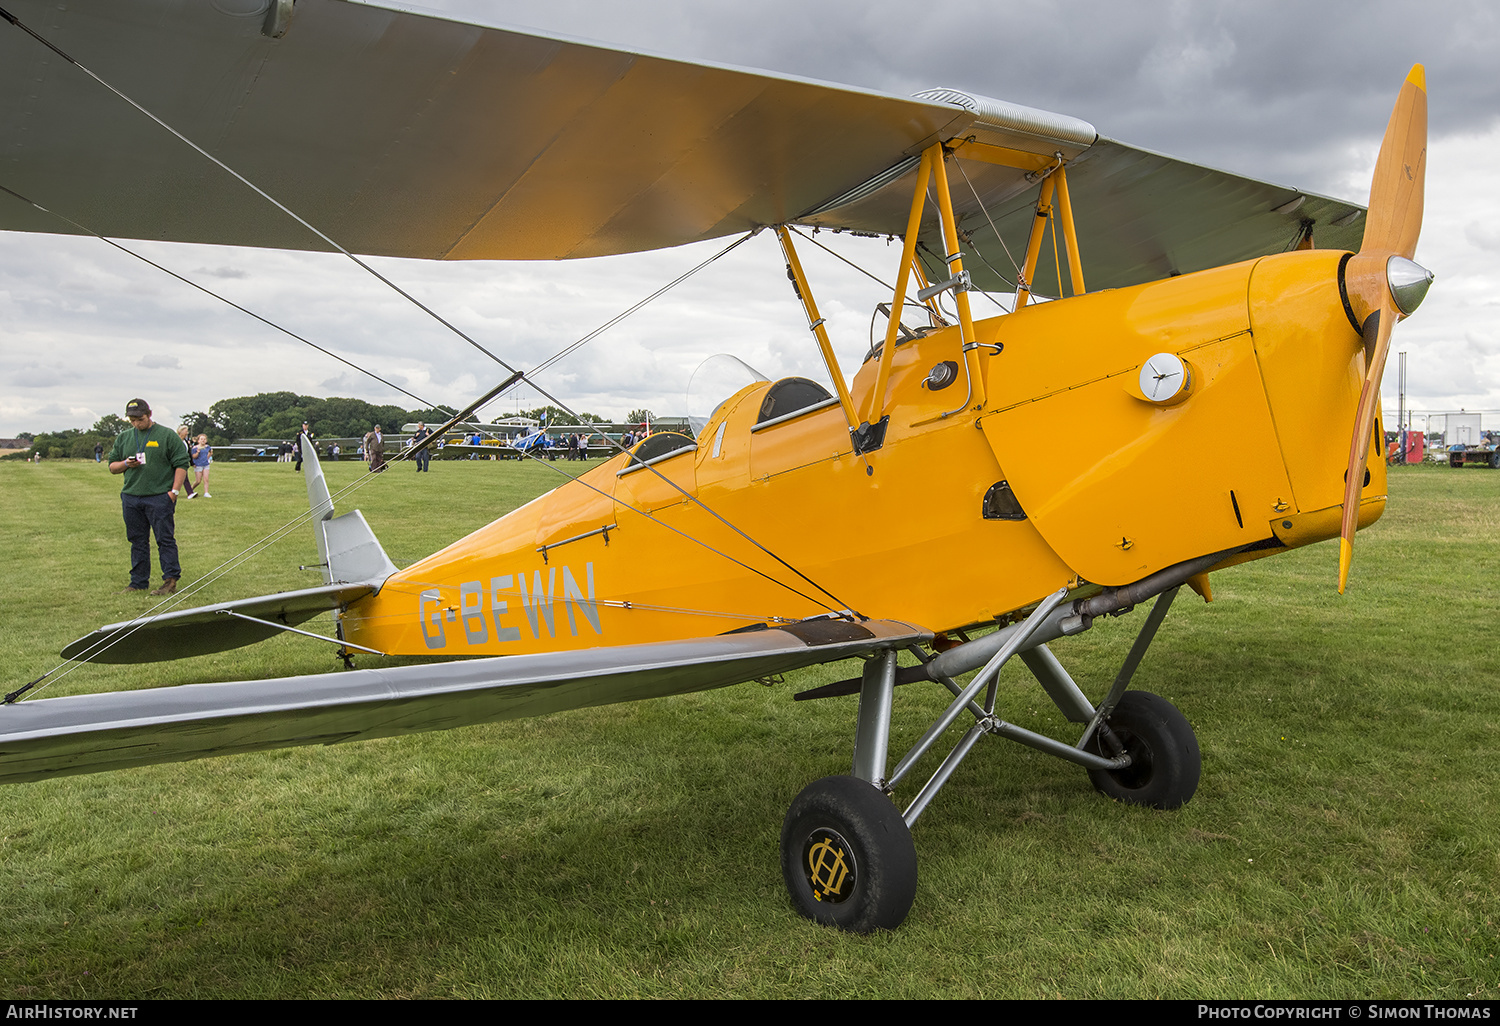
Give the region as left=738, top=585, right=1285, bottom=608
left=783, top=648, right=917, bottom=932
left=1074, top=587, right=1202, bottom=808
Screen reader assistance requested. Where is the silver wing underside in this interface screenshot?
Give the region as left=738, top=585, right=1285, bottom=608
left=0, top=618, right=928, bottom=784
left=0, top=0, right=1364, bottom=293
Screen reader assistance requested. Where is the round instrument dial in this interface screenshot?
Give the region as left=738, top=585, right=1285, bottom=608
left=1139, top=353, right=1192, bottom=404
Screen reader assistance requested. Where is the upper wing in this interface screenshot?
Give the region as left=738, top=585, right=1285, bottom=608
left=0, top=0, right=970, bottom=259
left=0, top=0, right=1363, bottom=291
left=1, top=617, right=927, bottom=784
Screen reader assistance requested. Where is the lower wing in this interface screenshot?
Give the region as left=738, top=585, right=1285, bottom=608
left=0, top=618, right=927, bottom=784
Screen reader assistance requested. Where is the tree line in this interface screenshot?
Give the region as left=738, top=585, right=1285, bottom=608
left=8, top=393, right=639, bottom=460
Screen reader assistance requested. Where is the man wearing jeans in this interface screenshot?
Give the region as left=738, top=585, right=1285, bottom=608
left=411, top=422, right=432, bottom=472
left=108, top=398, right=190, bottom=595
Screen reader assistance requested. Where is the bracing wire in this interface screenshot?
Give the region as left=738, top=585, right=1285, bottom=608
left=953, top=157, right=1025, bottom=279
left=6, top=457, right=411, bottom=701
left=0, top=189, right=853, bottom=699
left=0, top=185, right=458, bottom=417
left=1, top=8, right=865, bottom=691
left=0, top=6, right=518, bottom=375
left=788, top=227, right=902, bottom=297
left=955, top=233, right=1020, bottom=312
left=787, top=224, right=984, bottom=327
left=948, top=159, right=1028, bottom=311
left=467, top=447, right=846, bottom=617
left=916, top=168, right=1012, bottom=312
left=352, top=585, right=807, bottom=630
left=525, top=231, right=759, bottom=380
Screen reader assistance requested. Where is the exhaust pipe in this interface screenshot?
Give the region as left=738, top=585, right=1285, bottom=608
left=924, top=546, right=1239, bottom=681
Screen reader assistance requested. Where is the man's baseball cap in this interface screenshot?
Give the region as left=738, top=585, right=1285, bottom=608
left=125, top=399, right=151, bottom=417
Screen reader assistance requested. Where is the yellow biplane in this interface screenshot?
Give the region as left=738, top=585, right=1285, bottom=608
left=0, top=1, right=1431, bottom=931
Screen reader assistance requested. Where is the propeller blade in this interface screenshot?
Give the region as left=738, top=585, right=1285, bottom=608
left=1337, top=65, right=1429, bottom=593
left=1338, top=301, right=1396, bottom=594
left=1365, top=64, right=1428, bottom=262
left=1343, top=65, right=1429, bottom=326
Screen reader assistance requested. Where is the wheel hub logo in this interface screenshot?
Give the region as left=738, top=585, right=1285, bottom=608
left=805, top=831, right=854, bottom=902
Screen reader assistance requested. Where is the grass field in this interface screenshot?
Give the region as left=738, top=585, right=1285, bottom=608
left=0, top=458, right=1496, bottom=999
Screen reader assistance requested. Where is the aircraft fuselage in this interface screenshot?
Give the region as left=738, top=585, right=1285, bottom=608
left=342, top=248, right=1385, bottom=657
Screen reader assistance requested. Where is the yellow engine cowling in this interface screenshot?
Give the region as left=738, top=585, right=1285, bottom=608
left=978, top=249, right=1383, bottom=586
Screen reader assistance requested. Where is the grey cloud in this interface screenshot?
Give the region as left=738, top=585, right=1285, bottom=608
left=33, top=402, right=83, bottom=418
left=1466, top=223, right=1500, bottom=252
left=138, top=354, right=180, bottom=369
left=9, top=364, right=65, bottom=388
left=318, top=372, right=412, bottom=399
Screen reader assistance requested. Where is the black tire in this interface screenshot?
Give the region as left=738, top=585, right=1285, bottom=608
left=1490, top=452, right=1499, bottom=469
left=1086, top=691, right=1201, bottom=810
left=780, top=775, right=917, bottom=933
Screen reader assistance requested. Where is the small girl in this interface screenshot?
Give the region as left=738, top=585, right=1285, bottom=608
left=191, top=434, right=213, bottom=498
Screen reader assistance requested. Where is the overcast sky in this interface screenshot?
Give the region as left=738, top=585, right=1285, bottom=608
left=2, top=0, right=1497, bottom=436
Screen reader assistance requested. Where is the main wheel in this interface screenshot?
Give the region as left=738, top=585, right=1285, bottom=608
left=1086, top=691, right=1201, bottom=809
left=780, top=775, right=917, bottom=933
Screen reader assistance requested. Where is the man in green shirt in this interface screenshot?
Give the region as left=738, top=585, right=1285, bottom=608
left=108, top=398, right=190, bottom=595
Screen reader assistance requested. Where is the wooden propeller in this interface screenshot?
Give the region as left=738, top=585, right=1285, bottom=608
left=1338, top=65, right=1431, bottom=593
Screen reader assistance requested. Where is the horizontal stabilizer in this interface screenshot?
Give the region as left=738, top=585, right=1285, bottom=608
left=59, top=582, right=378, bottom=664
left=6, top=619, right=929, bottom=784
left=320, top=509, right=398, bottom=585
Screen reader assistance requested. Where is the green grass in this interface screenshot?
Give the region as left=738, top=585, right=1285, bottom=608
left=1, top=460, right=1497, bottom=998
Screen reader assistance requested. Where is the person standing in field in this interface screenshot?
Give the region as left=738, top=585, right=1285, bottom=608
left=366, top=424, right=387, bottom=473
left=175, top=426, right=197, bottom=499
left=109, top=398, right=189, bottom=595
left=295, top=421, right=312, bottom=472
left=191, top=434, right=213, bottom=497
left=411, top=422, right=432, bottom=472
